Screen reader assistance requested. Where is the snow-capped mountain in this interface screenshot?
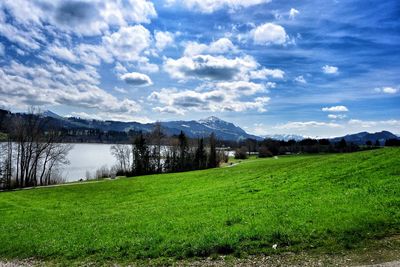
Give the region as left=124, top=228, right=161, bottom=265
left=161, top=116, right=261, bottom=141
left=262, top=134, right=305, bottom=141
left=35, top=110, right=262, bottom=141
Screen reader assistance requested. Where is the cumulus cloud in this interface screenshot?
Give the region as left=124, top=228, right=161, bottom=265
left=103, top=25, right=151, bottom=62
left=164, top=54, right=258, bottom=81
left=46, top=45, right=79, bottom=64
left=149, top=80, right=271, bottom=114
left=155, top=31, right=174, bottom=51
left=0, top=0, right=157, bottom=37
left=289, top=8, right=299, bottom=19
left=255, top=119, right=400, bottom=138
left=328, top=114, right=347, bottom=119
left=276, top=121, right=342, bottom=129
left=374, top=87, right=398, bottom=94
left=251, top=23, right=288, bottom=45
left=68, top=111, right=152, bottom=123
left=0, top=60, right=141, bottom=117
left=75, top=44, right=113, bottom=66
left=183, top=38, right=237, bottom=57
left=348, top=119, right=400, bottom=129
left=165, top=0, right=271, bottom=13
left=322, top=105, right=348, bottom=112
left=250, top=68, right=285, bottom=79
left=120, top=72, right=153, bottom=86
left=294, top=75, right=306, bottom=84
left=322, top=65, right=339, bottom=74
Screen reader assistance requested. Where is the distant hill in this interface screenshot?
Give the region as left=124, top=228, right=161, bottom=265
left=330, top=131, right=399, bottom=145
left=39, top=111, right=261, bottom=141
left=262, top=134, right=305, bottom=141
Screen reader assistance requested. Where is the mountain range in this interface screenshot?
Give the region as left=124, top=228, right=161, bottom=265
left=4, top=109, right=399, bottom=143
left=43, top=111, right=400, bottom=143
left=330, top=131, right=399, bottom=145
left=42, top=111, right=261, bottom=141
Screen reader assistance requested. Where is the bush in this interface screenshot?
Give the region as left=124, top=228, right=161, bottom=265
left=234, top=146, right=248, bottom=159
left=258, top=146, right=273, bottom=158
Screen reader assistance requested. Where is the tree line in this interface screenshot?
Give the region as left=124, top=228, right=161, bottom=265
left=234, top=137, right=397, bottom=159
left=0, top=108, right=72, bottom=190
left=110, top=123, right=227, bottom=177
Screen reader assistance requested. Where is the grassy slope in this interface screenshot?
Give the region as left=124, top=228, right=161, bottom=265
left=0, top=148, right=399, bottom=264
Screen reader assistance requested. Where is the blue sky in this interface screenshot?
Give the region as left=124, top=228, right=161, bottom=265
left=0, top=0, right=399, bottom=137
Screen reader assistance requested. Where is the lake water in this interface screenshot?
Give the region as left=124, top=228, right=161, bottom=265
left=62, top=144, right=117, bottom=182
left=61, top=143, right=234, bottom=182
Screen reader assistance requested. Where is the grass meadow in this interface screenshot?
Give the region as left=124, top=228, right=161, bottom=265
left=0, top=148, right=399, bottom=265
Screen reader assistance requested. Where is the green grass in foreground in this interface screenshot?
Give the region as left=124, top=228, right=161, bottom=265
left=0, top=148, right=399, bottom=264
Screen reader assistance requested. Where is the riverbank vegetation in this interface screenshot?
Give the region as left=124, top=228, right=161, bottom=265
left=0, top=148, right=399, bottom=265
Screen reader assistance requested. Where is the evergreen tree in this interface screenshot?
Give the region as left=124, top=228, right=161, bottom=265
left=178, top=131, right=188, bottom=171
left=195, top=138, right=207, bottom=169
left=208, top=132, right=217, bottom=168
left=132, top=133, right=150, bottom=175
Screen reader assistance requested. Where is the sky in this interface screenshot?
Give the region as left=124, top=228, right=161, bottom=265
left=0, top=0, right=399, bottom=137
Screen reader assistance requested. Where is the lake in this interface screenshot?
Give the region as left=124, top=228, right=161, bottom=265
left=62, top=143, right=117, bottom=182
left=61, top=143, right=234, bottom=182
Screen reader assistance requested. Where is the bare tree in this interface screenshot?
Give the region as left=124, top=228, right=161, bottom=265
left=1, top=108, right=73, bottom=189
left=150, top=122, right=165, bottom=173
left=110, top=144, right=132, bottom=175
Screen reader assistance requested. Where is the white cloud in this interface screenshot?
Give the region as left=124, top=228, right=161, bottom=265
left=120, top=72, right=153, bottom=86
left=165, top=0, right=271, bottom=13
left=348, top=119, right=400, bottom=128
left=155, top=31, right=174, bottom=51
left=149, top=80, right=271, bottom=114
left=46, top=45, right=79, bottom=64
left=204, top=81, right=271, bottom=96
left=76, top=44, right=113, bottom=66
left=322, top=105, right=348, bottom=112
left=322, top=65, right=339, bottom=74
left=289, top=8, right=300, bottom=19
left=254, top=119, right=400, bottom=138
left=251, top=23, right=288, bottom=45
left=164, top=54, right=258, bottom=81
left=274, top=121, right=342, bottom=130
left=294, top=75, right=306, bottom=84
left=103, top=25, right=151, bottom=62
left=114, top=87, right=128, bottom=94
left=374, top=87, right=398, bottom=94
left=68, top=111, right=152, bottom=123
left=0, top=0, right=157, bottom=37
left=0, top=60, right=141, bottom=117
left=183, top=38, right=237, bottom=57
left=0, top=20, right=43, bottom=50
left=328, top=114, right=347, bottom=119
left=250, top=68, right=285, bottom=79
left=0, top=43, right=4, bottom=56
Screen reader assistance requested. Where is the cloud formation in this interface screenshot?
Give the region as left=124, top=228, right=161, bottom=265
left=251, top=23, right=288, bottom=45
left=183, top=38, right=237, bottom=57
left=166, top=0, right=271, bottom=13
left=163, top=54, right=258, bottom=81
left=322, top=65, right=339, bottom=74
left=322, top=106, right=349, bottom=112
left=374, top=87, right=398, bottom=94
left=0, top=0, right=156, bottom=36
left=120, top=72, right=153, bottom=86
left=103, top=25, right=151, bottom=62
left=0, top=60, right=141, bottom=117
left=149, top=81, right=271, bottom=114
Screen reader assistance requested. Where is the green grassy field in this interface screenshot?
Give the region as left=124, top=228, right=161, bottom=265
left=0, top=148, right=399, bottom=265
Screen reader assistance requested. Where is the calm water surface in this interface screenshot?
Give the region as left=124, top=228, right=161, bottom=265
left=63, top=143, right=117, bottom=182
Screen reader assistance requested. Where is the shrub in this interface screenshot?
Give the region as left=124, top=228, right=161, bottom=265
left=258, top=146, right=273, bottom=158
left=234, top=146, right=248, bottom=159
